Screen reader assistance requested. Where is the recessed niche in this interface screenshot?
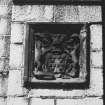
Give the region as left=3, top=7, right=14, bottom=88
left=24, top=23, right=90, bottom=89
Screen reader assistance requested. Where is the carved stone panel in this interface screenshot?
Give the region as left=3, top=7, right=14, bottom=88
left=24, top=24, right=89, bottom=89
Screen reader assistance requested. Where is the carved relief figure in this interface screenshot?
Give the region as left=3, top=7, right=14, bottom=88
left=34, top=32, right=83, bottom=80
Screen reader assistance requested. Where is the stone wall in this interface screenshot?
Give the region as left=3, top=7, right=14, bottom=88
left=0, top=0, right=12, bottom=105
left=0, top=0, right=103, bottom=105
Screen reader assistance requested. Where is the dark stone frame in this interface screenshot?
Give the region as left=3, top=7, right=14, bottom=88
left=24, top=22, right=91, bottom=89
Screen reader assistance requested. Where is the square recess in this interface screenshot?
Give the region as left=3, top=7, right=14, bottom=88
left=24, top=23, right=90, bottom=89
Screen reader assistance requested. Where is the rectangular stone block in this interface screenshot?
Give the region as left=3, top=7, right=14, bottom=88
left=7, top=70, right=24, bottom=96
left=86, top=68, right=103, bottom=96
left=0, top=36, right=10, bottom=58
left=54, top=6, right=102, bottom=22
left=90, top=24, right=102, bottom=50
left=57, top=97, right=103, bottom=105
left=90, top=51, right=103, bottom=68
left=7, top=97, right=28, bottom=105
left=78, top=6, right=102, bottom=22
left=0, top=77, right=8, bottom=96
left=30, top=89, right=85, bottom=98
left=11, top=23, right=24, bottom=43
left=0, top=98, right=6, bottom=105
left=54, top=6, right=79, bottom=22
left=0, top=18, right=10, bottom=35
left=0, top=5, right=11, bottom=17
left=9, top=44, right=23, bottom=69
left=30, top=98, right=54, bottom=105
left=12, top=5, right=53, bottom=22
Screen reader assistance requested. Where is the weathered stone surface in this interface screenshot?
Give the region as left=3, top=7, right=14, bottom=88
left=57, top=97, right=103, bottom=105
left=0, top=98, right=6, bottom=105
left=0, top=5, right=11, bottom=16
left=0, top=36, right=10, bottom=72
left=0, top=36, right=10, bottom=58
left=0, top=36, right=10, bottom=71
left=78, top=6, right=102, bottom=22
left=0, top=59, right=9, bottom=73
left=0, top=58, right=9, bottom=72
left=0, top=0, right=12, bottom=5
left=9, top=44, right=23, bottom=69
left=0, top=77, right=8, bottom=96
left=0, top=59, right=4, bottom=71
left=54, top=6, right=101, bottom=22
left=90, top=51, right=103, bottom=68
left=90, top=24, right=102, bottom=50
left=4, top=37, right=10, bottom=58
left=11, top=23, right=24, bottom=43
left=7, top=97, right=28, bottom=105
left=30, top=98, right=54, bottom=105
left=54, top=6, right=79, bottom=22
left=86, top=68, right=103, bottom=96
left=30, top=89, right=86, bottom=98
left=0, top=37, right=5, bottom=57
left=7, top=70, right=24, bottom=96
left=12, top=5, right=53, bottom=22
left=0, top=18, right=10, bottom=35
